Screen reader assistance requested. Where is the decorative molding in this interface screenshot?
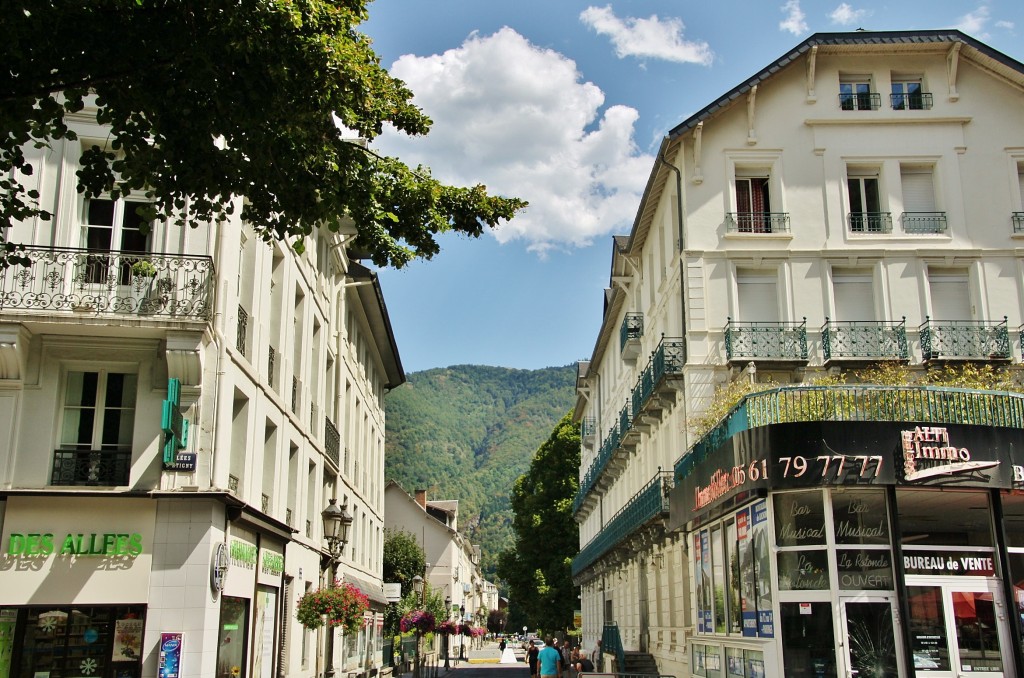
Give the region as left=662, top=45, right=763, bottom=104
left=165, top=331, right=204, bottom=391
left=746, top=85, right=758, bottom=145
left=692, top=122, right=704, bottom=184
left=947, top=41, right=962, bottom=101
left=805, top=45, right=818, bottom=102
left=0, top=324, right=30, bottom=381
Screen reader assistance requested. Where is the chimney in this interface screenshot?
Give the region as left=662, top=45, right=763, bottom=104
left=415, top=489, right=427, bottom=508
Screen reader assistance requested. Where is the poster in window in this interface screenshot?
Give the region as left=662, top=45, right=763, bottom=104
left=694, top=531, right=704, bottom=633
left=737, top=508, right=757, bottom=637
left=751, top=500, right=774, bottom=637
left=112, top=618, right=143, bottom=662
left=700, top=530, right=712, bottom=634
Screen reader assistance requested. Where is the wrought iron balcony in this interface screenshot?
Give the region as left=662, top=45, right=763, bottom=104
left=1013, top=212, right=1024, bottom=234
left=725, top=318, right=808, bottom=362
left=900, top=211, right=947, bottom=234
left=890, top=91, right=933, bottom=110
left=0, top=246, right=213, bottom=320
left=839, top=92, right=881, bottom=110
left=919, top=317, right=1010, bottom=361
left=572, top=471, right=671, bottom=577
left=848, top=212, right=892, bottom=234
left=325, top=416, right=341, bottom=467
left=725, top=212, right=790, bottom=234
left=580, top=416, right=596, bottom=440
left=619, top=312, right=643, bottom=357
left=51, top=449, right=131, bottom=486
left=268, top=345, right=276, bottom=386
left=821, top=318, right=908, bottom=361
left=236, top=305, right=248, bottom=355
left=676, top=385, right=1024, bottom=482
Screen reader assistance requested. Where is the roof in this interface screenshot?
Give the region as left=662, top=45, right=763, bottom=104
left=347, top=261, right=405, bottom=389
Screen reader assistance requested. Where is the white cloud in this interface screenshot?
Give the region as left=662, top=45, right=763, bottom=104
left=954, top=6, right=990, bottom=36
left=779, top=0, right=809, bottom=35
left=995, top=20, right=1014, bottom=30
left=829, top=3, right=866, bottom=26
left=373, top=27, right=653, bottom=254
left=579, top=5, right=713, bottom=65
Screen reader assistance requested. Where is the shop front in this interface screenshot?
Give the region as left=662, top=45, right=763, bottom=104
left=0, top=495, right=156, bottom=678
left=671, top=420, right=1024, bottom=678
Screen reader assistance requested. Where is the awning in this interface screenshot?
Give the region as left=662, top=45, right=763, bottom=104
left=344, top=573, right=390, bottom=609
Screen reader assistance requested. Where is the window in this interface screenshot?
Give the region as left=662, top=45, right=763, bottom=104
left=734, top=177, right=771, bottom=232
left=82, top=198, right=151, bottom=285
left=891, top=78, right=931, bottom=110
left=846, top=173, right=888, bottom=233
left=53, top=370, right=136, bottom=485
left=839, top=79, right=877, bottom=110
left=900, top=166, right=945, bottom=233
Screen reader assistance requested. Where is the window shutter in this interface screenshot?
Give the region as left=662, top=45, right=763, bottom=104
left=737, top=274, right=779, bottom=323
left=928, top=272, right=970, bottom=320
left=832, top=274, right=874, bottom=321
left=901, top=170, right=935, bottom=212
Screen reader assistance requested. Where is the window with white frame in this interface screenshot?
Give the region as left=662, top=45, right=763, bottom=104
left=900, top=166, right=945, bottom=233
left=839, top=77, right=876, bottom=110
left=890, top=77, right=930, bottom=110
left=733, top=175, right=772, bottom=233
left=60, top=370, right=137, bottom=451
left=846, top=169, right=887, bottom=233
left=82, top=198, right=151, bottom=285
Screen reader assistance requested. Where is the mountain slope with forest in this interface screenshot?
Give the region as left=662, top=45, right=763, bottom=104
left=384, top=364, right=576, bottom=580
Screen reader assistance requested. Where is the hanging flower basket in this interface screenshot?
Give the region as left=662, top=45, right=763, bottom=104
left=437, top=620, right=459, bottom=635
left=471, top=626, right=486, bottom=638
left=295, top=582, right=370, bottom=633
left=400, top=610, right=436, bottom=634
left=458, top=622, right=474, bottom=636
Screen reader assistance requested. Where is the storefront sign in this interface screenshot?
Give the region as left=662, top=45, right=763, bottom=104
left=230, top=538, right=257, bottom=569
left=837, top=549, right=893, bottom=590
left=903, top=551, right=996, bottom=576
left=164, top=453, right=197, bottom=472
left=900, top=426, right=998, bottom=483
left=260, top=549, right=284, bottom=577
left=162, top=378, right=189, bottom=466
left=158, top=632, right=183, bottom=678
left=751, top=501, right=774, bottom=638
left=6, top=532, right=143, bottom=557
left=211, top=542, right=230, bottom=593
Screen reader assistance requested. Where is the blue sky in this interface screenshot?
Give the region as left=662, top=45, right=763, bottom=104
left=362, top=1, right=1024, bottom=373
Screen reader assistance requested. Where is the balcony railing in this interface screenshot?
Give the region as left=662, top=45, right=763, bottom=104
left=890, top=92, right=933, bottom=110
left=821, top=318, right=908, bottom=361
left=901, top=211, right=947, bottom=234
left=262, top=493, right=270, bottom=513
left=0, top=246, right=213, bottom=319
left=725, top=212, right=790, bottom=234
left=268, top=345, right=276, bottom=386
left=676, top=385, right=1024, bottom=482
left=292, top=376, right=300, bottom=414
left=725, top=318, right=808, bottom=362
left=285, top=508, right=293, bottom=527
left=581, top=416, right=596, bottom=440
left=51, top=449, right=131, bottom=486
left=1013, top=212, right=1024, bottom=234
left=325, top=416, right=341, bottom=466
left=848, top=212, right=892, bottom=234
left=619, top=312, right=643, bottom=352
left=228, top=474, right=239, bottom=493
left=839, top=92, right=881, bottom=110
left=919, top=317, right=1010, bottom=361
left=572, top=471, right=671, bottom=577
left=236, top=305, right=248, bottom=356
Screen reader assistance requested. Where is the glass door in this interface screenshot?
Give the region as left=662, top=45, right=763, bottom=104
left=840, top=596, right=901, bottom=678
left=907, top=581, right=1014, bottom=677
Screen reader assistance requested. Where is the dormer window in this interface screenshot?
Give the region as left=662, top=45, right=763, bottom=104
left=839, top=78, right=878, bottom=110
left=891, top=78, right=932, bottom=110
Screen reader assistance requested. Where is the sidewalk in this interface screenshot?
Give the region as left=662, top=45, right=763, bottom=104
left=395, top=641, right=527, bottom=678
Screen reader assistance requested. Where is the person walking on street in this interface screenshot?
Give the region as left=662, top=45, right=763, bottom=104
left=538, top=638, right=562, bottom=678
left=499, top=638, right=507, bottom=653
left=560, top=640, right=573, bottom=678
left=528, top=641, right=541, bottom=678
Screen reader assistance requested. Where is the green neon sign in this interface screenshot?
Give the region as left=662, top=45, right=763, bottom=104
left=162, top=378, right=189, bottom=465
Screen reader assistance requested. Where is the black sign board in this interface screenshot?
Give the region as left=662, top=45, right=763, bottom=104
left=164, top=453, right=197, bottom=472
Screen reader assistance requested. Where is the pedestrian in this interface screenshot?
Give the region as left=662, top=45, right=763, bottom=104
left=590, top=640, right=602, bottom=672
left=538, top=638, right=561, bottom=678
left=528, top=641, right=540, bottom=678
left=499, top=638, right=507, bottom=653
left=560, top=640, right=573, bottom=678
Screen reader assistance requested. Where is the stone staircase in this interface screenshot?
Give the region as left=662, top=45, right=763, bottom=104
left=622, top=651, right=660, bottom=675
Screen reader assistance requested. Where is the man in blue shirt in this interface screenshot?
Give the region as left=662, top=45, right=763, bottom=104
left=538, top=638, right=561, bottom=678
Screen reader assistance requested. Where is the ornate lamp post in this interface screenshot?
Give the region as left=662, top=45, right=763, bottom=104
left=321, top=498, right=353, bottom=678
left=444, top=595, right=452, bottom=671
left=459, top=605, right=466, bottom=661
left=412, top=574, right=425, bottom=678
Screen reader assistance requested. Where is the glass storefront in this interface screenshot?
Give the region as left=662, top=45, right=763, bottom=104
left=0, top=605, right=145, bottom=678
left=216, top=596, right=250, bottom=678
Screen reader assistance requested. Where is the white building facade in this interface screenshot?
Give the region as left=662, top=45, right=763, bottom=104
left=0, top=103, right=403, bottom=678
left=572, top=30, right=1024, bottom=678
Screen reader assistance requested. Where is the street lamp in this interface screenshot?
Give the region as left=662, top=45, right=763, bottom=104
left=459, top=605, right=466, bottom=661
left=320, top=498, right=353, bottom=678
left=444, top=595, right=452, bottom=671
left=411, top=575, right=426, bottom=678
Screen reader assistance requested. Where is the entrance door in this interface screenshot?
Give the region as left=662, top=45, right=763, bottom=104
left=840, top=596, right=902, bottom=678
left=907, top=581, right=1014, bottom=677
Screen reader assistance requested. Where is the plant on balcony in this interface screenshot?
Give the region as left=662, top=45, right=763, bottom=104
left=295, top=581, right=369, bottom=633
left=399, top=609, right=435, bottom=635
left=130, top=260, right=157, bottom=278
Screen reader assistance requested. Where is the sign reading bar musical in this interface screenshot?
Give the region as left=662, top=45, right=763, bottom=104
left=670, top=421, right=1024, bottom=529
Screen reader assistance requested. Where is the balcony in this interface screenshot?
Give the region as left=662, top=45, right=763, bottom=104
left=901, top=212, right=947, bottom=234
left=51, top=449, right=130, bottom=486
left=325, top=416, right=341, bottom=467
left=580, top=416, right=596, bottom=447
left=848, top=212, right=893, bottom=234
left=1012, top=212, right=1024, bottom=234
left=676, top=385, right=1024, bottom=484
left=236, top=305, right=248, bottom=355
left=571, top=471, right=672, bottom=580
left=725, top=212, right=790, bottom=234
left=619, top=312, right=643, bottom=361
left=724, top=318, right=808, bottom=363
left=919, top=317, right=1010, bottom=361
left=839, top=92, right=881, bottom=110
left=0, top=247, right=213, bottom=321
left=821, top=318, right=908, bottom=362
left=890, top=92, right=933, bottom=110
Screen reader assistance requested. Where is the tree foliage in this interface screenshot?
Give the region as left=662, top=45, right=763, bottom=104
left=487, top=608, right=508, bottom=634
left=382, top=528, right=425, bottom=596
left=0, top=1, right=526, bottom=267
left=497, top=411, right=579, bottom=634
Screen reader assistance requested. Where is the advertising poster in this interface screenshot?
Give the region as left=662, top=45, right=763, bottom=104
left=751, top=501, right=774, bottom=637
left=694, top=531, right=704, bottom=633
left=157, top=632, right=183, bottom=678
left=112, top=618, right=143, bottom=662
left=0, top=609, right=15, bottom=678
left=737, top=508, right=757, bottom=637
left=700, top=530, right=712, bottom=633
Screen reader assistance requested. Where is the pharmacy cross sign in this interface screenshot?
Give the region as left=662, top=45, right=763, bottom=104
left=162, top=378, right=190, bottom=466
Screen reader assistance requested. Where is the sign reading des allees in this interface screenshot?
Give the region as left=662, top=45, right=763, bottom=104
left=671, top=420, right=1024, bottom=529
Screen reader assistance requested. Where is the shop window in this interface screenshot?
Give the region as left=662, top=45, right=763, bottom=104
left=999, top=493, right=1024, bottom=659
left=217, top=596, right=250, bottom=678
left=897, top=490, right=993, bottom=547
left=907, top=586, right=952, bottom=671
left=780, top=602, right=837, bottom=677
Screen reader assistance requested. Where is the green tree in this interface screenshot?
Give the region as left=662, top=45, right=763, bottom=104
left=497, top=411, right=579, bottom=634
left=382, top=528, right=425, bottom=596
left=0, top=1, right=526, bottom=267
left=487, top=608, right=508, bottom=635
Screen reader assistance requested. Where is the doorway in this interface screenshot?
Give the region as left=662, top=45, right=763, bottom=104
left=839, top=595, right=901, bottom=678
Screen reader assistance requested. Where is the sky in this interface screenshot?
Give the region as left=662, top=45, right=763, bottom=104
left=361, top=1, right=1024, bottom=373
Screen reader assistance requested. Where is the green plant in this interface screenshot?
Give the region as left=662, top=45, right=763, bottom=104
left=130, top=260, right=157, bottom=277
left=295, top=582, right=369, bottom=633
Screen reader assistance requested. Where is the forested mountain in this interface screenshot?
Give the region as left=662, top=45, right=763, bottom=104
left=384, top=364, right=576, bottom=581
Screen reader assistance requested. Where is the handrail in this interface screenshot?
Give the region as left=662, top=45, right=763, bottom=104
left=601, top=623, right=625, bottom=672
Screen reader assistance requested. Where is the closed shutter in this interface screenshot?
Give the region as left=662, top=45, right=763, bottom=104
left=901, top=169, right=935, bottom=212
left=737, top=274, right=779, bottom=322
left=278, top=578, right=291, bottom=678
left=832, top=274, right=874, bottom=321
left=929, top=272, right=970, bottom=320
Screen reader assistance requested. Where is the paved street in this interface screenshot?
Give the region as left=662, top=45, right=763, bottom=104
left=398, top=641, right=530, bottom=678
